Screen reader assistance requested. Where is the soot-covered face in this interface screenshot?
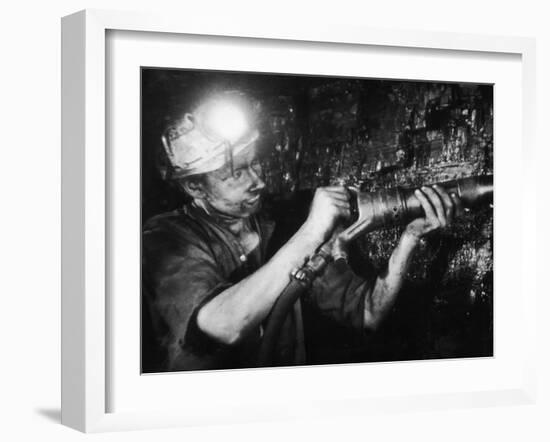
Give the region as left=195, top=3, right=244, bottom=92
left=200, top=147, right=266, bottom=218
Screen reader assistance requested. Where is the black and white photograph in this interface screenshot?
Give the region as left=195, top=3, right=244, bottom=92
left=140, top=68, right=494, bottom=373
left=2, top=0, right=546, bottom=438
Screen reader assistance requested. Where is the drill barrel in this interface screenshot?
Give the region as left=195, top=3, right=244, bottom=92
left=343, top=175, right=493, bottom=242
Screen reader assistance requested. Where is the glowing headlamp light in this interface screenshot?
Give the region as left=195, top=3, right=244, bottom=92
left=198, top=97, right=254, bottom=175
left=202, top=101, right=249, bottom=144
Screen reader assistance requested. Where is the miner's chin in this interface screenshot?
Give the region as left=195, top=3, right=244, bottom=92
left=240, top=194, right=263, bottom=216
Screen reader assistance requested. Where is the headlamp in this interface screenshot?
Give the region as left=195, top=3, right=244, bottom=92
left=161, top=92, right=259, bottom=179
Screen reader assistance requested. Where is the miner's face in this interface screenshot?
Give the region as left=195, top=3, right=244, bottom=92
left=201, top=147, right=266, bottom=218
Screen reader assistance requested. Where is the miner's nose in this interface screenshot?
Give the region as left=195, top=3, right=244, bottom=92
left=249, top=165, right=266, bottom=191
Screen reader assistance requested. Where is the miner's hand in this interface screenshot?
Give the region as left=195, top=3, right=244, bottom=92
left=404, top=185, right=462, bottom=240
left=304, top=186, right=351, bottom=243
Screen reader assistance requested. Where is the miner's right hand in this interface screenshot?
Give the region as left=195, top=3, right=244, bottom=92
left=303, top=186, right=351, bottom=243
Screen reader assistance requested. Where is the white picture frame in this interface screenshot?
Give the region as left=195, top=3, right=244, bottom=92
left=61, top=9, right=537, bottom=433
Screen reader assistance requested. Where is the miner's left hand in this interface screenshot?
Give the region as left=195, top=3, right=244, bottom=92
left=404, top=185, right=461, bottom=240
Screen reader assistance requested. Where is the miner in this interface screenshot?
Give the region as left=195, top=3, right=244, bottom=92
left=141, top=91, right=457, bottom=371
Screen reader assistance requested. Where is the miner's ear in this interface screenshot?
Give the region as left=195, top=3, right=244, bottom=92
left=180, top=176, right=207, bottom=199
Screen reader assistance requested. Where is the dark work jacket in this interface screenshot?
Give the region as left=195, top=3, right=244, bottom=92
left=142, top=204, right=371, bottom=372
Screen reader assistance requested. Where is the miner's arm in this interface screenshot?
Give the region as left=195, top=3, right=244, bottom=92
left=362, top=185, right=459, bottom=330
left=196, top=187, right=351, bottom=345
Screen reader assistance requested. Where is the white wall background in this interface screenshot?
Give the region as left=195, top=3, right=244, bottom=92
left=0, top=1, right=547, bottom=440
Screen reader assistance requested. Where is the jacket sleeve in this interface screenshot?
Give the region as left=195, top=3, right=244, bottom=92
left=142, top=224, right=232, bottom=352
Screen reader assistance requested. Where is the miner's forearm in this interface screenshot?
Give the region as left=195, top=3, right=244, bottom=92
left=196, top=223, right=321, bottom=345
left=364, top=231, right=420, bottom=330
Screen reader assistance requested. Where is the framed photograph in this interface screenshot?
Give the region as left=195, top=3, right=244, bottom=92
left=61, top=9, right=537, bottom=433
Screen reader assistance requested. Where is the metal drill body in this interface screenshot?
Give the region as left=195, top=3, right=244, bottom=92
left=341, top=175, right=493, bottom=243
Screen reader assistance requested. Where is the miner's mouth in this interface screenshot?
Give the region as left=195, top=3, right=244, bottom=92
left=245, top=194, right=261, bottom=205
